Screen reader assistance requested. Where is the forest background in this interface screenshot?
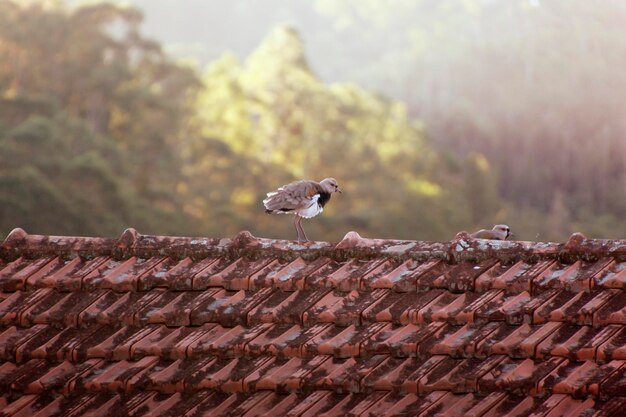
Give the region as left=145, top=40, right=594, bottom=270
left=1, top=0, right=624, bottom=242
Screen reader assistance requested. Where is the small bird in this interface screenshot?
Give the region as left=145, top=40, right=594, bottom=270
left=263, top=178, right=342, bottom=242
left=471, top=224, right=513, bottom=240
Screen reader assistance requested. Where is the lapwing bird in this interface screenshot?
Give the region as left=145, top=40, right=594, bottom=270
left=471, top=224, right=514, bottom=240
left=263, top=178, right=342, bottom=242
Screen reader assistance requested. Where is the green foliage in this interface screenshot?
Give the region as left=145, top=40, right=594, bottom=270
left=0, top=0, right=200, bottom=238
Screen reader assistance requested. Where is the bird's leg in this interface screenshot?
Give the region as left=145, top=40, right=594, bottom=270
left=294, top=215, right=304, bottom=242
left=298, top=216, right=309, bottom=242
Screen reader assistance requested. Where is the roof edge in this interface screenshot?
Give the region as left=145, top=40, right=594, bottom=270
left=1, top=228, right=625, bottom=264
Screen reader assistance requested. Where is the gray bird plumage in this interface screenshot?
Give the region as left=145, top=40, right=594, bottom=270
left=471, top=224, right=513, bottom=240
left=263, top=178, right=341, bottom=242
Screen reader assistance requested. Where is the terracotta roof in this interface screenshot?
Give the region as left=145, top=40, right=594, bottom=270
left=0, top=227, right=625, bottom=416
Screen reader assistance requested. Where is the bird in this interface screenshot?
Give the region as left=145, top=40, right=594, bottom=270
left=471, top=224, right=513, bottom=240
left=263, top=178, right=342, bottom=242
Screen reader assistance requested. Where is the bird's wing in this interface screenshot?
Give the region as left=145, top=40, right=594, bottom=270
left=471, top=230, right=500, bottom=239
left=264, top=180, right=321, bottom=211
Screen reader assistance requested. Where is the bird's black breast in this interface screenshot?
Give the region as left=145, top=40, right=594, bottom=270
left=318, top=191, right=331, bottom=208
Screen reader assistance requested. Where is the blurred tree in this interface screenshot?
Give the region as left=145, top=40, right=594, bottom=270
left=192, top=25, right=477, bottom=241
left=0, top=0, right=200, bottom=237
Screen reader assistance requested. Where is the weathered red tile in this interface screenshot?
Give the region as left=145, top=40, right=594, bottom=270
left=247, top=288, right=322, bottom=326
left=186, top=323, right=272, bottom=358
left=0, top=288, right=57, bottom=326
left=419, top=355, right=505, bottom=394
left=593, top=291, right=626, bottom=325
left=122, top=392, right=183, bottom=417
left=22, top=290, right=108, bottom=327
left=308, top=259, right=383, bottom=291
left=549, top=324, right=620, bottom=361
left=533, top=289, right=618, bottom=325
left=475, top=260, right=555, bottom=293
left=480, top=394, right=551, bottom=417
left=478, top=357, right=565, bottom=396
left=598, top=361, right=626, bottom=399
left=587, top=359, right=625, bottom=397
left=144, top=391, right=217, bottom=417
left=86, top=324, right=160, bottom=361
left=82, top=356, right=159, bottom=392
left=13, top=326, right=63, bottom=363
left=246, top=258, right=290, bottom=290
left=193, top=257, right=273, bottom=290
left=539, top=359, right=599, bottom=397
left=82, top=256, right=168, bottom=291
left=314, top=323, right=388, bottom=358
left=0, top=256, right=56, bottom=291
left=82, top=392, right=155, bottom=416
left=268, top=257, right=332, bottom=291
left=496, top=289, right=560, bottom=325
left=475, top=290, right=530, bottom=323
left=0, top=394, right=54, bottom=417
left=361, top=290, right=438, bottom=325
left=543, top=395, right=591, bottom=417
left=422, top=260, right=498, bottom=293
left=0, top=361, right=18, bottom=390
left=227, top=392, right=284, bottom=417
left=185, top=356, right=273, bottom=392
left=535, top=324, right=591, bottom=359
left=29, top=326, right=104, bottom=362
left=411, top=291, right=492, bottom=324
left=25, top=359, right=102, bottom=394
left=460, top=392, right=509, bottom=417
left=137, top=256, right=200, bottom=290
left=126, top=358, right=173, bottom=392
left=361, top=322, right=444, bottom=358
left=191, top=288, right=276, bottom=327
left=400, top=355, right=448, bottom=394
left=284, top=391, right=336, bottom=417
left=76, top=290, right=125, bottom=326
left=300, top=258, right=345, bottom=289
left=148, top=357, right=217, bottom=393
left=361, top=356, right=412, bottom=392
left=177, top=391, right=239, bottom=416
left=323, top=355, right=387, bottom=393
left=3, top=359, right=56, bottom=393
left=255, top=356, right=329, bottom=393
left=0, top=325, right=49, bottom=361
left=26, top=256, right=110, bottom=291
left=430, top=322, right=502, bottom=358
left=239, top=392, right=295, bottom=417
left=374, top=391, right=447, bottom=416
left=431, top=392, right=500, bottom=417
left=241, top=356, right=286, bottom=392
left=302, top=289, right=385, bottom=327
left=317, top=391, right=387, bottom=416
left=88, top=289, right=163, bottom=326
left=358, top=259, right=402, bottom=289
left=369, top=259, right=440, bottom=292
left=246, top=323, right=332, bottom=358
left=133, top=290, right=189, bottom=326
left=597, top=326, right=626, bottom=362
left=23, top=394, right=110, bottom=417
left=129, top=325, right=201, bottom=360
left=532, top=260, right=611, bottom=291
left=593, top=260, right=626, bottom=289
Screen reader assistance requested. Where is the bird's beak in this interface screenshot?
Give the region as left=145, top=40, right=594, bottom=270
left=508, top=232, right=516, bottom=239
left=337, top=187, right=342, bottom=193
